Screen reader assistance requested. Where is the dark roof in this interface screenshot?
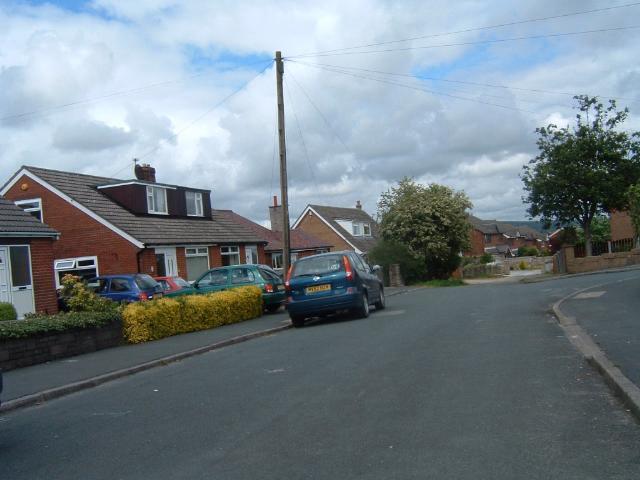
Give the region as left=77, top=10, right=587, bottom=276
left=0, top=198, right=58, bottom=237
left=217, top=210, right=332, bottom=252
left=468, top=215, right=544, bottom=240
left=305, top=204, right=379, bottom=253
left=18, top=166, right=264, bottom=246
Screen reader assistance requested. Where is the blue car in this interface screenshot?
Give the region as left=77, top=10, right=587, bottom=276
left=88, top=274, right=163, bottom=303
left=285, top=251, right=385, bottom=327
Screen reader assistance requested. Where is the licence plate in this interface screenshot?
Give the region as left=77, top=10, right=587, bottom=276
left=305, top=284, right=331, bottom=294
left=277, top=285, right=285, bottom=291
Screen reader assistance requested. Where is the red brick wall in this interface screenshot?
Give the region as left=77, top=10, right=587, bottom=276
left=611, top=210, right=634, bottom=241
left=209, top=246, right=222, bottom=268
left=296, top=212, right=353, bottom=251
left=176, top=247, right=188, bottom=278
left=5, top=175, right=141, bottom=275
left=138, top=249, right=156, bottom=275
left=29, top=238, right=59, bottom=314
left=466, top=229, right=485, bottom=256
left=257, top=244, right=266, bottom=264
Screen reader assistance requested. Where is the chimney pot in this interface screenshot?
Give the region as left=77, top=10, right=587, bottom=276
left=273, top=195, right=278, bottom=207
left=356, top=200, right=362, bottom=209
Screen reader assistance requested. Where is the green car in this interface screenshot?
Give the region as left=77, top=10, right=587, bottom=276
left=166, top=264, right=286, bottom=312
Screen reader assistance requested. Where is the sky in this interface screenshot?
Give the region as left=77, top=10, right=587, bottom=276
left=1, top=0, right=639, bottom=227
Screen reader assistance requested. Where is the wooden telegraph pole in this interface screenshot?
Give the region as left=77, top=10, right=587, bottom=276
left=275, top=51, right=291, bottom=275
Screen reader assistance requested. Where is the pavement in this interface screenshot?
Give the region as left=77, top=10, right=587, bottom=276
left=3, top=271, right=640, bottom=479
left=1, top=287, right=411, bottom=412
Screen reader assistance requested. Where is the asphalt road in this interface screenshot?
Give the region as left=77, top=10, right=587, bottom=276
left=561, top=274, right=640, bottom=386
left=2, top=271, right=640, bottom=480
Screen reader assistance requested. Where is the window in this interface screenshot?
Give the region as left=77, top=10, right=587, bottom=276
left=147, top=186, right=168, bottom=214
left=15, top=198, right=43, bottom=222
left=363, top=223, right=371, bottom=236
left=221, top=246, right=240, bottom=266
left=110, top=278, right=131, bottom=292
left=198, top=269, right=227, bottom=286
left=352, top=223, right=362, bottom=236
left=484, top=234, right=492, bottom=243
left=186, top=191, right=203, bottom=217
left=272, top=252, right=283, bottom=269
left=54, top=256, right=98, bottom=287
left=231, top=268, right=255, bottom=284
left=315, top=248, right=329, bottom=254
left=9, top=246, right=32, bottom=288
left=185, top=247, right=210, bottom=281
left=351, top=222, right=371, bottom=237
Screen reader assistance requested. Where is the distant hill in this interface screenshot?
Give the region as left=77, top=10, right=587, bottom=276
left=502, top=220, right=554, bottom=234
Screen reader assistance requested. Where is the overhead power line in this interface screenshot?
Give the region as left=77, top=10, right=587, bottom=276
left=287, top=25, right=640, bottom=59
left=109, top=60, right=273, bottom=177
left=288, top=2, right=640, bottom=58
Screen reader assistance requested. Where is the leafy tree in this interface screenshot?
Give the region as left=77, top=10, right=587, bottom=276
left=522, top=95, right=640, bottom=256
left=377, top=178, right=472, bottom=280
left=627, top=183, right=640, bottom=247
left=368, top=239, right=427, bottom=285
left=576, top=215, right=610, bottom=243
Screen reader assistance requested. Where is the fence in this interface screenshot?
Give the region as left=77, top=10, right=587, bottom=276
left=559, top=245, right=640, bottom=274
left=574, top=238, right=636, bottom=258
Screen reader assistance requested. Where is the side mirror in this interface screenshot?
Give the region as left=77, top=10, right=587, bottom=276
left=372, top=265, right=381, bottom=272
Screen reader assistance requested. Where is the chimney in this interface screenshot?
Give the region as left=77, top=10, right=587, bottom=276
left=135, top=163, right=156, bottom=183
left=355, top=200, right=362, bottom=209
left=269, top=195, right=284, bottom=232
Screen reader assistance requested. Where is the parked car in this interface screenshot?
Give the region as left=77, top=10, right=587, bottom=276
left=154, top=276, right=196, bottom=295
left=285, top=251, right=385, bottom=327
left=170, top=264, right=285, bottom=312
left=0, top=370, right=3, bottom=407
left=88, top=274, right=163, bottom=302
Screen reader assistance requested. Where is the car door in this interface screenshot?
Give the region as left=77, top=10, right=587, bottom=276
left=350, top=253, right=380, bottom=301
left=195, top=269, right=229, bottom=294
left=229, top=267, right=257, bottom=291
left=108, top=277, right=136, bottom=302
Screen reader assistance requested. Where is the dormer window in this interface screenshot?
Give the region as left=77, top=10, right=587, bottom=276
left=186, top=191, right=203, bottom=217
left=15, top=198, right=43, bottom=222
left=352, top=223, right=361, bottom=236
left=352, top=222, right=371, bottom=237
left=146, top=186, right=167, bottom=214
left=363, top=223, right=371, bottom=236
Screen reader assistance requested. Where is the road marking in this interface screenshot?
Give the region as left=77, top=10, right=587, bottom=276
left=376, top=309, right=405, bottom=317
left=573, top=291, right=606, bottom=299
left=266, top=368, right=285, bottom=374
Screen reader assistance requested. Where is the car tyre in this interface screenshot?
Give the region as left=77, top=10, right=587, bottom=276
left=290, top=314, right=305, bottom=328
left=354, top=292, right=370, bottom=319
left=374, top=287, right=386, bottom=310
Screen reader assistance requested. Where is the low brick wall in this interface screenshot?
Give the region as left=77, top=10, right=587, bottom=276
left=564, top=247, right=640, bottom=274
left=462, top=263, right=509, bottom=278
left=0, top=320, right=123, bottom=371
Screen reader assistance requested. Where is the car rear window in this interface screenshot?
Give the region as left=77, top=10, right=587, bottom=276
left=258, top=268, right=280, bottom=282
left=174, top=277, right=191, bottom=288
left=292, top=255, right=344, bottom=277
left=135, top=274, right=158, bottom=290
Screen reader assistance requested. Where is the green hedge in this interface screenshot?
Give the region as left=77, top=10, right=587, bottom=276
left=0, top=302, right=17, bottom=321
left=0, top=311, right=121, bottom=340
left=123, top=286, right=263, bottom=343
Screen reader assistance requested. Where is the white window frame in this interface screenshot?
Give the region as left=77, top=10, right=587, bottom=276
left=221, top=246, right=241, bottom=265
left=272, top=252, right=283, bottom=269
left=352, top=222, right=362, bottom=236
left=362, top=223, right=371, bottom=236
left=15, top=198, right=43, bottom=222
left=146, top=186, right=168, bottom=214
left=186, top=191, right=204, bottom=217
left=185, top=246, right=209, bottom=257
left=53, top=255, right=99, bottom=288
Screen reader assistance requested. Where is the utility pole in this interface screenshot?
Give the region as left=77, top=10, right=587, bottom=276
left=275, top=51, right=292, bottom=275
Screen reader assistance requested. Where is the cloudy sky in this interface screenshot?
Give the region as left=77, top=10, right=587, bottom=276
left=1, top=0, right=639, bottom=226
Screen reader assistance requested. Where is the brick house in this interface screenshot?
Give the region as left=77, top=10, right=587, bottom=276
left=292, top=202, right=379, bottom=256
left=0, top=198, right=59, bottom=317
left=467, top=216, right=545, bottom=256
left=217, top=197, right=332, bottom=269
left=610, top=210, right=635, bottom=241
left=1, top=165, right=267, bottom=285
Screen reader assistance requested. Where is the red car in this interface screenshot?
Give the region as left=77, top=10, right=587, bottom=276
left=154, top=276, right=194, bottom=295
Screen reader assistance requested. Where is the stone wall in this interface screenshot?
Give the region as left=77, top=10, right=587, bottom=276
left=0, top=320, right=123, bottom=371
left=564, top=247, right=640, bottom=274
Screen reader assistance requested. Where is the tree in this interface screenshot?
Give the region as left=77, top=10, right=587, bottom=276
left=377, top=178, right=472, bottom=279
left=576, top=215, right=610, bottom=244
left=522, top=95, right=640, bottom=256
left=627, top=183, right=640, bottom=247
left=368, top=239, right=427, bottom=285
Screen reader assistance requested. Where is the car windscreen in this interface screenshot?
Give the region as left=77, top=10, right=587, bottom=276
left=135, top=274, right=159, bottom=290
left=291, top=255, right=344, bottom=277
left=174, top=277, right=191, bottom=288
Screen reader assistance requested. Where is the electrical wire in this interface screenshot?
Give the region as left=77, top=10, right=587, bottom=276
left=287, top=25, right=640, bottom=59
left=109, top=60, right=273, bottom=177
left=287, top=2, right=640, bottom=58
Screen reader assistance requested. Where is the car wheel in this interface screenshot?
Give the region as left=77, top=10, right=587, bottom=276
left=374, top=287, right=386, bottom=310
left=266, top=303, right=281, bottom=313
left=354, top=291, right=370, bottom=319
left=290, top=314, right=305, bottom=328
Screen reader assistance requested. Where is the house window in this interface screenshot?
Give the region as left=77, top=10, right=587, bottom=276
left=15, top=198, right=43, bottom=222
left=221, top=246, right=240, bottom=266
left=272, top=252, right=283, bottom=269
left=147, top=186, right=168, bottom=214
left=363, top=223, right=371, bottom=236
left=54, top=256, right=98, bottom=287
left=186, top=191, right=203, bottom=217
left=185, top=247, right=209, bottom=281
left=352, top=223, right=362, bottom=236
left=484, top=234, right=491, bottom=243
left=9, top=246, right=32, bottom=288
left=315, top=248, right=329, bottom=254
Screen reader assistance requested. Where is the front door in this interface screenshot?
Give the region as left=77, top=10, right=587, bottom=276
left=0, top=247, right=10, bottom=304
left=155, top=247, right=177, bottom=277
left=245, top=245, right=258, bottom=265
left=7, top=245, right=35, bottom=318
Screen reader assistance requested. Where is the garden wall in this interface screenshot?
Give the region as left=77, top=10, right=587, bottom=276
left=563, top=247, right=640, bottom=274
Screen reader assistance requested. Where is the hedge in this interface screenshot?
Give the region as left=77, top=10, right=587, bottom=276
left=0, top=310, right=122, bottom=340
left=122, top=286, right=263, bottom=343
left=0, top=302, right=17, bottom=321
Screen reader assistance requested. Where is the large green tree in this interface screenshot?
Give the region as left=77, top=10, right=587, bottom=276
left=627, top=183, right=640, bottom=247
left=522, top=95, right=640, bottom=256
left=377, top=178, right=472, bottom=279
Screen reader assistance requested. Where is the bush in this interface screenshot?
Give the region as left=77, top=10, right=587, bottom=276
left=0, top=310, right=121, bottom=340
left=122, top=286, right=263, bottom=343
left=519, top=260, right=528, bottom=270
left=518, top=246, right=539, bottom=257
left=479, top=253, right=493, bottom=264
left=368, top=239, right=427, bottom=285
left=0, top=302, right=17, bottom=321
left=59, top=274, right=118, bottom=313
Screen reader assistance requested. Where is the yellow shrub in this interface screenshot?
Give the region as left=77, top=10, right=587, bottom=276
left=122, top=286, right=263, bottom=343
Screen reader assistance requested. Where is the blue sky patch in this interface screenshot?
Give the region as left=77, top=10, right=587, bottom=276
left=183, top=44, right=272, bottom=72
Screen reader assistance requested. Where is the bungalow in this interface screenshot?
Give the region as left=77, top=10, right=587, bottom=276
left=292, top=201, right=379, bottom=256
left=0, top=198, right=59, bottom=317
left=1, top=164, right=267, bottom=284
left=217, top=196, right=332, bottom=270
